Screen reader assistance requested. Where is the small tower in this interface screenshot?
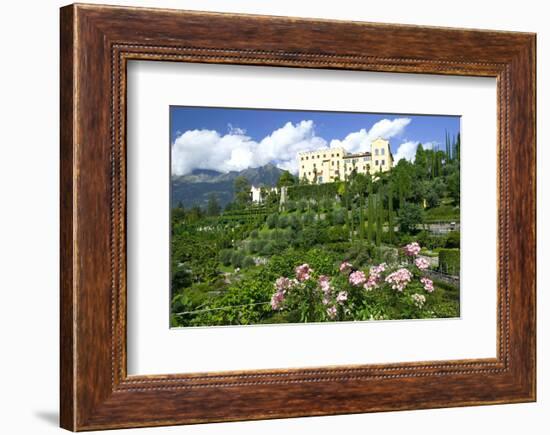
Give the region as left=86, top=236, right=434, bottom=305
left=370, top=138, right=393, bottom=172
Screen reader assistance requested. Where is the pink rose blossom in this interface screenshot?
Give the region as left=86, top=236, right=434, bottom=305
left=339, top=261, right=353, bottom=273
left=412, top=293, right=426, bottom=308
left=420, top=277, right=434, bottom=293
left=326, top=306, right=338, bottom=319
left=385, top=268, right=413, bottom=291
left=414, top=257, right=430, bottom=270
left=364, top=263, right=386, bottom=290
left=318, top=275, right=331, bottom=293
left=295, top=263, right=312, bottom=282
left=270, top=291, right=285, bottom=310
left=349, top=270, right=367, bottom=286
left=336, top=291, right=348, bottom=304
left=274, top=277, right=295, bottom=293
left=370, top=263, right=387, bottom=276
left=404, top=242, right=421, bottom=257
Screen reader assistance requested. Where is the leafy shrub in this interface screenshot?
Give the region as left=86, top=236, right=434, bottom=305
left=416, top=230, right=447, bottom=250
left=248, top=239, right=263, bottom=254
left=277, top=215, right=289, bottom=228
left=302, top=211, right=315, bottom=225
left=250, top=229, right=259, bottom=239
left=231, top=250, right=245, bottom=268
left=397, top=202, right=424, bottom=234
left=266, top=213, right=279, bottom=229
left=289, top=214, right=301, bottom=231
left=327, top=226, right=348, bottom=242
left=191, top=273, right=274, bottom=326
left=445, top=231, right=460, bottom=248
left=331, top=208, right=346, bottom=225
left=439, top=248, right=460, bottom=275
left=297, top=200, right=308, bottom=213
left=286, top=200, right=297, bottom=212
left=219, top=249, right=233, bottom=267
left=242, top=256, right=256, bottom=268
left=321, top=198, right=333, bottom=212
left=260, top=242, right=275, bottom=256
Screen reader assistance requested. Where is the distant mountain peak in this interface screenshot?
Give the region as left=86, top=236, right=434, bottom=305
left=171, top=164, right=284, bottom=208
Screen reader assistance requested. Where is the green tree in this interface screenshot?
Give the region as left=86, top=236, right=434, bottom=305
left=387, top=182, right=395, bottom=244
left=234, top=176, right=251, bottom=206
left=375, top=193, right=383, bottom=246
left=397, top=202, right=424, bottom=234
left=277, top=170, right=297, bottom=188
left=367, top=180, right=375, bottom=244
left=206, top=193, right=221, bottom=216
left=447, top=171, right=460, bottom=205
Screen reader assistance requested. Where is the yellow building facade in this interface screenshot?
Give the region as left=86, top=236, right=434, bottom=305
left=297, top=138, right=393, bottom=184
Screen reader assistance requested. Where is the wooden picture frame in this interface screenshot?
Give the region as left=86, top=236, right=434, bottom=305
left=60, top=3, right=536, bottom=431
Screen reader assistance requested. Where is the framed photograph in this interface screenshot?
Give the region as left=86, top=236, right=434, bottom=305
left=60, top=3, right=536, bottom=431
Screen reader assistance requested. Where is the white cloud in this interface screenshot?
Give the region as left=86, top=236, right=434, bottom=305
left=171, top=120, right=327, bottom=176
left=171, top=117, right=419, bottom=176
left=393, top=140, right=438, bottom=164
left=329, top=118, right=411, bottom=153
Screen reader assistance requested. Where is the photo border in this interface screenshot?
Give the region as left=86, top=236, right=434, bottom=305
left=60, top=4, right=536, bottom=430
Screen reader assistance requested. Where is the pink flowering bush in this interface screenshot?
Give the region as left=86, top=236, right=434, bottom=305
left=414, top=257, right=430, bottom=270
left=269, top=242, right=440, bottom=322
left=404, top=242, right=421, bottom=257
left=385, top=268, right=413, bottom=291
left=349, top=270, right=367, bottom=286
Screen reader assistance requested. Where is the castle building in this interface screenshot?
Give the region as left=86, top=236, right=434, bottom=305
left=297, top=138, right=393, bottom=184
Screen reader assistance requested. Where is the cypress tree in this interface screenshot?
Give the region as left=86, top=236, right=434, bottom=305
left=367, top=181, right=374, bottom=244
left=359, top=194, right=365, bottom=240
left=376, top=193, right=383, bottom=247
left=388, top=183, right=395, bottom=244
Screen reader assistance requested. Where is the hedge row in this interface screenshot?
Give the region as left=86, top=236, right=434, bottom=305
left=438, top=248, right=460, bottom=275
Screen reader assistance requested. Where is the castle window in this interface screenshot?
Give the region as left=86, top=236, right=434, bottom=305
left=375, top=160, right=379, bottom=165
left=318, top=176, right=323, bottom=183
left=381, top=160, right=385, bottom=166
left=331, top=161, right=334, bottom=166
left=381, top=149, right=385, bottom=155
left=375, top=149, right=379, bottom=156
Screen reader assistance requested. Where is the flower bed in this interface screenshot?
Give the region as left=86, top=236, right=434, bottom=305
left=270, top=242, right=438, bottom=322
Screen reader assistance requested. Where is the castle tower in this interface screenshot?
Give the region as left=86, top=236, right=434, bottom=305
left=370, top=138, right=393, bottom=172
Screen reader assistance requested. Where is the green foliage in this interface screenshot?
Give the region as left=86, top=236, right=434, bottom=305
left=439, top=248, right=460, bottom=275
left=219, top=249, right=233, bottom=266
left=230, top=250, right=245, bottom=268
left=266, top=213, right=279, bottom=229
left=285, top=199, right=297, bottom=212
left=277, top=215, right=290, bottom=228
left=277, top=170, right=297, bottom=188
left=287, top=182, right=338, bottom=202
left=206, top=193, right=221, bottom=216
left=397, top=202, right=424, bottom=234
left=234, top=175, right=251, bottom=205
left=447, top=171, right=460, bottom=205
left=242, top=256, right=256, bottom=268
left=327, top=226, right=348, bottom=242
left=424, top=204, right=459, bottom=222
left=416, top=230, right=447, bottom=250
left=445, top=231, right=460, bottom=248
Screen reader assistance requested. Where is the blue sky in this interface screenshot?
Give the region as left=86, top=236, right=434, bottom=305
left=170, top=106, right=460, bottom=176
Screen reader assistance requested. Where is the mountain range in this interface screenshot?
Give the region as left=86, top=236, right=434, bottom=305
left=171, top=163, right=284, bottom=209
